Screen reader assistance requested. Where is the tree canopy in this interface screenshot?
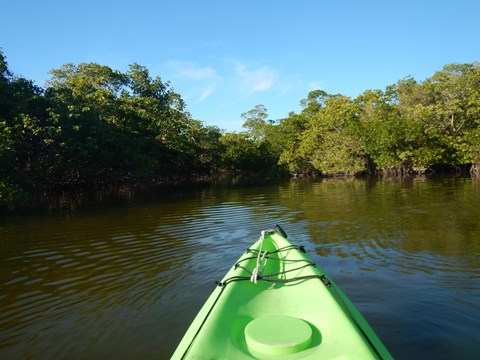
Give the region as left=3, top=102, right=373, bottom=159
left=271, top=63, right=480, bottom=177
left=1, top=48, right=479, bottom=210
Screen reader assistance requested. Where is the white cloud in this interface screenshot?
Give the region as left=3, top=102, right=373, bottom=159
left=168, top=60, right=217, bottom=81
left=164, top=60, right=220, bottom=102
left=235, top=63, right=277, bottom=94
left=197, top=84, right=216, bottom=102
left=163, top=60, right=283, bottom=104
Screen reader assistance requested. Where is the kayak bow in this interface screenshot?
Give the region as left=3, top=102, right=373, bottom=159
left=172, top=225, right=392, bottom=359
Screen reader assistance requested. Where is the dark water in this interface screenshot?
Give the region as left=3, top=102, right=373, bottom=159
left=1, top=177, right=479, bottom=359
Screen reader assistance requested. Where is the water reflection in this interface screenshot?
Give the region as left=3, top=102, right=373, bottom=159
left=1, top=177, right=479, bottom=359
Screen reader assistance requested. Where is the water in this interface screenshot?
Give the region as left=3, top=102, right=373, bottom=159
left=1, top=177, right=479, bottom=359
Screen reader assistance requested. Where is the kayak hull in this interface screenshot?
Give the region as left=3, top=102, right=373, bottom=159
left=171, top=227, right=392, bottom=359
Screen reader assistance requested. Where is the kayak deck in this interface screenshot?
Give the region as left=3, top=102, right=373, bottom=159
left=172, top=226, right=392, bottom=359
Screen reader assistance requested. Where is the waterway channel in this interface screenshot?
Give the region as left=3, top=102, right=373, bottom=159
left=1, top=177, right=479, bottom=359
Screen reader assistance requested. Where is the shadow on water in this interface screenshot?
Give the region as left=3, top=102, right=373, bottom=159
left=1, top=176, right=479, bottom=359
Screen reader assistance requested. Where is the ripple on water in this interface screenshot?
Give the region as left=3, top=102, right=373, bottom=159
left=1, top=179, right=479, bottom=359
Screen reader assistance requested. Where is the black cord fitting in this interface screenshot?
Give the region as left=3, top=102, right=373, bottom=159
left=320, top=275, right=332, bottom=287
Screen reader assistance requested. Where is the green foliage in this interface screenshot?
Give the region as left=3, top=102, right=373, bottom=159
left=274, top=114, right=313, bottom=175
left=241, top=104, right=271, bottom=143
left=299, top=89, right=331, bottom=117
left=219, top=132, right=280, bottom=174
left=0, top=50, right=226, bottom=208
left=298, top=95, right=366, bottom=175
left=276, top=63, right=480, bottom=176
left=0, top=181, right=30, bottom=212
left=391, top=63, right=480, bottom=170
left=1, top=44, right=480, bottom=211
left=354, top=89, right=409, bottom=171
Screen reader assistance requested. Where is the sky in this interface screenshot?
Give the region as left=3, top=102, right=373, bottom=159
left=1, top=0, right=480, bottom=131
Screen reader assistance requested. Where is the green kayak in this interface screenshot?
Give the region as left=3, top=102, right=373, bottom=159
left=171, top=225, right=393, bottom=359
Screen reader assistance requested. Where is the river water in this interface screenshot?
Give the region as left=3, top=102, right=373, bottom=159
left=1, top=177, right=479, bottom=359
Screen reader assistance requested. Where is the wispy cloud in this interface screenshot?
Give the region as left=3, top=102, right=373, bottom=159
left=235, top=63, right=277, bottom=94
left=167, top=60, right=217, bottom=81
left=164, top=60, right=285, bottom=105
left=197, top=84, right=216, bottom=102
left=166, top=60, right=219, bottom=102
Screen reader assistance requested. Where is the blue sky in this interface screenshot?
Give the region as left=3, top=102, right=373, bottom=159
left=1, top=0, right=479, bottom=131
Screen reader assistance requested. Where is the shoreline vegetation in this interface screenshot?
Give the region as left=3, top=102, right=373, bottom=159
left=1, top=49, right=479, bottom=213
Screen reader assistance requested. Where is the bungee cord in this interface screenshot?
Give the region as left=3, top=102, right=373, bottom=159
left=216, top=238, right=326, bottom=288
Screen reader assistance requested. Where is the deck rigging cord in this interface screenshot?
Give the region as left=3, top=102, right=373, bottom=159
left=250, top=230, right=266, bottom=284
left=216, top=243, right=325, bottom=288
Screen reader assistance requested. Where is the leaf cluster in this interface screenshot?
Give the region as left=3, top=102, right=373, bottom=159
left=253, top=63, right=480, bottom=177
left=0, top=50, right=225, bottom=210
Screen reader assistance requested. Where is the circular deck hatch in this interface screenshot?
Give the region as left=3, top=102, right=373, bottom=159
left=245, top=315, right=312, bottom=356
